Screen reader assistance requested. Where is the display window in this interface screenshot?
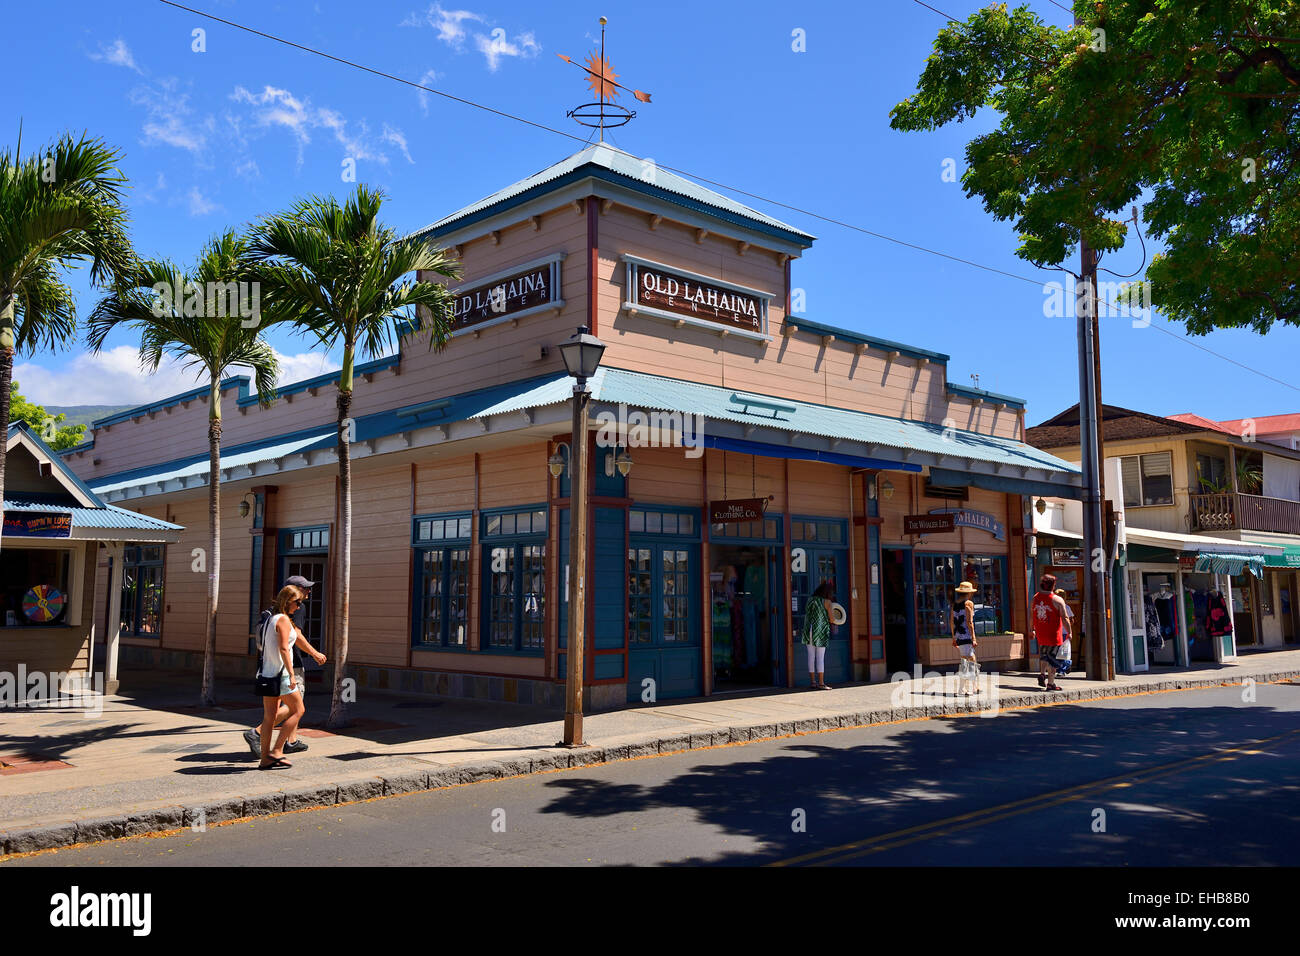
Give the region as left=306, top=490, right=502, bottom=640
left=1, top=548, right=71, bottom=627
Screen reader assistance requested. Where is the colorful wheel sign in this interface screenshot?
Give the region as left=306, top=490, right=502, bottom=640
left=22, top=585, right=65, bottom=623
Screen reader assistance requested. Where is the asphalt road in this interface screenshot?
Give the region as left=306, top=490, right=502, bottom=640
left=8, top=682, right=1298, bottom=866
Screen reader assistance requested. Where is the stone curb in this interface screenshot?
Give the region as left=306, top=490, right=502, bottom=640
left=2, top=668, right=1294, bottom=858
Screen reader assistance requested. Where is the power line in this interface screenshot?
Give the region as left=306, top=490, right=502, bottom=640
left=157, top=0, right=1300, bottom=396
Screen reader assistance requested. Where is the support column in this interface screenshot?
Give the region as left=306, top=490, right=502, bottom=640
left=104, top=542, right=125, bottom=695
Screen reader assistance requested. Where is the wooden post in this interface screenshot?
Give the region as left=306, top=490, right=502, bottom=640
left=563, top=385, right=591, bottom=745
left=104, top=542, right=125, bottom=695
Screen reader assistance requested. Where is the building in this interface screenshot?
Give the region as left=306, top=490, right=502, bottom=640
left=59, top=144, right=1080, bottom=707
left=1026, top=404, right=1296, bottom=672
left=2, top=422, right=182, bottom=695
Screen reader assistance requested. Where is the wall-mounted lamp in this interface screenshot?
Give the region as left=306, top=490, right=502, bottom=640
left=238, top=493, right=255, bottom=519
left=605, top=448, right=633, bottom=478
left=548, top=443, right=571, bottom=478
left=1035, top=497, right=1047, bottom=515
left=1027, top=531, right=1038, bottom=559
left=881, top=479, right=895, bottom=500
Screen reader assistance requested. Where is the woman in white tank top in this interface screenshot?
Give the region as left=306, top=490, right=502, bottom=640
left=258, top=586, right=307, bottom=769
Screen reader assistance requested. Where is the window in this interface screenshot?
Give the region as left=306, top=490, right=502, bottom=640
left=413, top=513, right=470, bottom=648
left=913, top=554, right=958, bottom=638
left=1121, top=452, right=1174, bottom=506
left=1196, top=453, right=1229, bottom=493
left=284, top=527, right=329, bottom=552
left=0, top=548, right=72, bottom=627
left=711, top=516, right=781, bottom=541
left=630, top=509, right=695, bottom=536
left=627, top=546, right=692, bottom=645
left=962, top=556, right=1007, bottom=634
left=120, top=545, right=164, bottom=636
left=914, top=553, right=1008, bottom=637
left=482, top=508, right=547, bottom=653
left=791, top=520, right=844, bottom=544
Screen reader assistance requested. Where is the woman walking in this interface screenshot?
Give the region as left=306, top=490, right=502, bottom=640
left=951, top=581, right=980, bottom=695
left=257, top=585, right=307, bottom=769
left=802, top=581, right=834, bottom=690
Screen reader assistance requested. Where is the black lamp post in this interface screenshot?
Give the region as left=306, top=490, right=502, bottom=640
left=556, top=326, right=605, bottom=746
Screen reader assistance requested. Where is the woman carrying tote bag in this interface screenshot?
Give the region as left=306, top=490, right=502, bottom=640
left=256, top=585, right=307, bottom=770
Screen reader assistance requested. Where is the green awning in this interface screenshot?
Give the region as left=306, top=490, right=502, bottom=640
left=1195, top=552, right=1266, bottom=578
left=1264, top=545, right=1300, bottom=568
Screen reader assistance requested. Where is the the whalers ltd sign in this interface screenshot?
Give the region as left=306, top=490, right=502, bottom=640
left=929, top=508, right=1005, bottom=541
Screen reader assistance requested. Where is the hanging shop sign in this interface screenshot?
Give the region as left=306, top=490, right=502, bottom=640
left=1179, top=554, right=1197, bottom=570
left=1052, top=548, right=1085, bottom=567
left=904, top=513, right=955, bottom=535
left=448, top=253, right=564, bottom=334
left=3, top=512, right=72, bottom=538
left=622, top=255, right=771, bottom=338
left=709, top=497, right=769, bottom=524
left=929, top=508, right=1005, bottom=541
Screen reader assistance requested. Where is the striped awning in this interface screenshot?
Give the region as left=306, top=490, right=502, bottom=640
left=1195, top=552, right=1266, bottom=578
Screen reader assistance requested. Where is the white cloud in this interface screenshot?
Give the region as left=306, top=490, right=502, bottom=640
left=382, top=124, right=414, bottom=164
left=130, top=78, right=215, bottom=155
left=187, top=186, right=219, bottom=216
left=234, top=158, right=260, bottom=179
left=90, top=38, right=144, bottom=75
left=231, top=85, right=393, bottom=167
left=403, top=4, right=539, bottom=70
left=416, top=68, right=439, bottom=116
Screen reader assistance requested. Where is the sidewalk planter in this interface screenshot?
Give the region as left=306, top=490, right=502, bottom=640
left=919, top=633, right=1025, bottom=668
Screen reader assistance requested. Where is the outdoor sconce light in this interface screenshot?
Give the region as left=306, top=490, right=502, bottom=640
left=1035, top=497, right=1047, bottom=515
left=238, top=493, right=255, bottom=519
left=881, top=479, right=895, bottom=500
left=605, top=448, right=633, bottom=478
left=548, top=443, right=571, bottom=478
left=1028, top=531, right=1038, bottom=558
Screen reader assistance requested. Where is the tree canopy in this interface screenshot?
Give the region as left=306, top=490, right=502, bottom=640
left=9, top=381, right=86, bottom=451
left=890, top=0, right=1300, bottom=335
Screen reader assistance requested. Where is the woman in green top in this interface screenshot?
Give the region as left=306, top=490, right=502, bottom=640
left=802, top=581, right=834, bottom=690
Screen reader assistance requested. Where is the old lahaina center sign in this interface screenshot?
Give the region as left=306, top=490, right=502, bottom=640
left=634, top=264, right=765, bottom=332
left=451, top=264, right=554, bottom=330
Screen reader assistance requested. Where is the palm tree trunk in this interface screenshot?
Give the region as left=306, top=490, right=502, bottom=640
left=328, top=383, right=353, bottom=728
left=201, top=381, right=222, bottom=707
left=0, top=296, right=15, bottom=560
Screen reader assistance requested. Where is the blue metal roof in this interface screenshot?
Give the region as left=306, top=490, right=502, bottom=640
left=783, top=316, right=951, bottom=364
left=410, top=144, right=815, bottom=247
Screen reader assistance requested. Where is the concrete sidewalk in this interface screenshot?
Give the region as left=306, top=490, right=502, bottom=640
left=3, top=650, right=1299, bottom=857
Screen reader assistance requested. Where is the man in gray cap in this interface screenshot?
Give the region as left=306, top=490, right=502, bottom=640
left=244, top=574, right=326, bottom=757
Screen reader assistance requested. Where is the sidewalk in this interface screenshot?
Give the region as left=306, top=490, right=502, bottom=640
left=4, top=650, right=1299, bottom=857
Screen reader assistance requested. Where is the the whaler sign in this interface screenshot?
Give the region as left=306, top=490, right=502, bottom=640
left=450, top=266, right=554, bottom=330
left=633, top=264, right=766, bottom=332
left=930, top=508, right=1005, bottom=541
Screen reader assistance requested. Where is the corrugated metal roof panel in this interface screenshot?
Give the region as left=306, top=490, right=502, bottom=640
left=4, top=500, right=182, bottom=531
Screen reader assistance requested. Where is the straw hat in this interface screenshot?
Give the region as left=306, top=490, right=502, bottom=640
left=955, top=581, right=978, bottom=594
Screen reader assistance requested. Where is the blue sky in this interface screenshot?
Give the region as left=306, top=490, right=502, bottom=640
left=9, top=0, right=1300, bottom=425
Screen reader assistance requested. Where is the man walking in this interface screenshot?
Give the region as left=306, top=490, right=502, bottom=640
left=244, top=574, right=326, bottom=756
left=1032, top=573, right=1071, bottom=691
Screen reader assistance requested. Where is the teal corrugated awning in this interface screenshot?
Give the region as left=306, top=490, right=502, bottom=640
left=1195, top=552, right=1266, bottom=577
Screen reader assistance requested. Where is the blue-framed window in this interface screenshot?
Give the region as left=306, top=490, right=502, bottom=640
left=628, top=505, right=701, bottom=647
left=282, top=526, right=329, bottom=554
left=413, top=513, right=471, bottom=649
left=482, top=506, right=548, bottom=653
left=790, top=517, right=848, bottom=635
left=119, top=545, right=165, bottom=637
left=913, top=552, right=1009, bottom=638
left=710, top=513, right=782, bottom=542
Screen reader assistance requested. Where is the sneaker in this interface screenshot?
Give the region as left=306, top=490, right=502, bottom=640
left=243, top=728, right=261, bottom=758
left=283, top=739, right=309, bottom=754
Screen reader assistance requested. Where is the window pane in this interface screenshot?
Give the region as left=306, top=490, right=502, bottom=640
left=661, top=513, right=678, bottom=534
left=485, top=515, right=501, bottom=536
left=646, top=511, right=662, bottom=533
left=630, top=510, right=644, bottom=533
left=1121, top=456, right=1142, bottom=507
left=533, top=510, right=546, bottom=532
left=459, top=517, right=471, bottom=538
left=1141, top=453, right=1174, bottom=504
left=680, top=514, right=693, bottom=535
left=765, top=520, right=777, bottom=539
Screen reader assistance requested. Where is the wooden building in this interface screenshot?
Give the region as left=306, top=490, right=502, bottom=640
left=60, top=145, right=1080, bottom=707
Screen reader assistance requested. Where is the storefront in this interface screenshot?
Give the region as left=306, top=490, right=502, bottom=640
left=62, top=144, right=1080, bottom=707
left=3, top=423, right=182, bottom=696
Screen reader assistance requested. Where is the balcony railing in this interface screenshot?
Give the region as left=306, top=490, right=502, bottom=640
left=1189, top=492, right=1300, bottom=535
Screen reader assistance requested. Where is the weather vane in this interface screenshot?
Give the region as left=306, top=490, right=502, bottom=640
left=557, top=16, right=651, bottom=142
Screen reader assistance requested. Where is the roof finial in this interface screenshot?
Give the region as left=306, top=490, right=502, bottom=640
left=557, top=17, right=651, bottom=142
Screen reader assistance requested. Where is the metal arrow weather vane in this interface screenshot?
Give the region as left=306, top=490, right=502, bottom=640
left=558, top=16, right=651, bottom=141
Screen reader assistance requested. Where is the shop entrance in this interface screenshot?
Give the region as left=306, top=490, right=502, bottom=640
left=1140, top=571, right=1184, bottom=667
left=710, top=544, right=784, bottom=689
left=1282, top=572, right=1300, bottom=644
left=280, top=555, right=327, bottom=671
left=881, top=548, right=913, bottom=675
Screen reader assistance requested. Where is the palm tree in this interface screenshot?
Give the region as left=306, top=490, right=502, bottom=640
left=0, top=131, right=134, bottom=555
left=88, top=231, right=282, bottom=707
left=248, top=184, right=460, bottom=726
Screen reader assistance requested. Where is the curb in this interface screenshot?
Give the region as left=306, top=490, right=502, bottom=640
left=2, top=668, right=1296, bottom=858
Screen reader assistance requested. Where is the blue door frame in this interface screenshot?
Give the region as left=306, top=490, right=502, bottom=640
left=627, top=536, right=703, bottom=703
left=791, top=546, right=850, bottom=686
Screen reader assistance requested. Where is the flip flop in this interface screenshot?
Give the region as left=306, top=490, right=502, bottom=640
left=258, top=757, right=292, bottom=770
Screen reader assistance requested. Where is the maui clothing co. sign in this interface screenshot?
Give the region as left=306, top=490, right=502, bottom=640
left=709, top=498, right=769, bottom=524
left=622, top=255, right=771, bottom=338
left=448, top=253, right=565, bottom=334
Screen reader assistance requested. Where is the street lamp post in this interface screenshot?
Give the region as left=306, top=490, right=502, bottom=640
left=556, top=326, right=605, bottom=747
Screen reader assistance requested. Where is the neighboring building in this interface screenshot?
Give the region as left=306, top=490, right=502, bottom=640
left=2, top=423, right=182, bottom=695
left=60, top=144, right=1080, bottom=708
left=1027, top=404, right=1298, bottom=672
left=1171, top=412, right=1300, bottom=453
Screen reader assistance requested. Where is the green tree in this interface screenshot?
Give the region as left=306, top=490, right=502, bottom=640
left=8, top=381, right=87, bottom=451
left=248, top=185, right=460, bottom=727
left=88, top=231, right=282, bottom=707
left=0, top=131, right=134, bottom=553
left=890, top=1, right=1300, bottom=334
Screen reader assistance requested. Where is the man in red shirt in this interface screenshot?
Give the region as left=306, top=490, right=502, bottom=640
left=1031, top=573, right=1072, bottom=691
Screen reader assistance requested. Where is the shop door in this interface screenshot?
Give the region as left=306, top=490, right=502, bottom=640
left=627, top=543, right=701, bottom=702
left=769, top=547, right=787, bottom=686
left=710, top=544, right=781, bottom=688
left=1124, top=568, right=1149, bottom=672
left=281, top=557, right=327, bottom=669
left=791, top=548, right=849, bottom=686
left=1283, top=573, right=1300, bottom=644
left=882, top=548, right=914, bottom=675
